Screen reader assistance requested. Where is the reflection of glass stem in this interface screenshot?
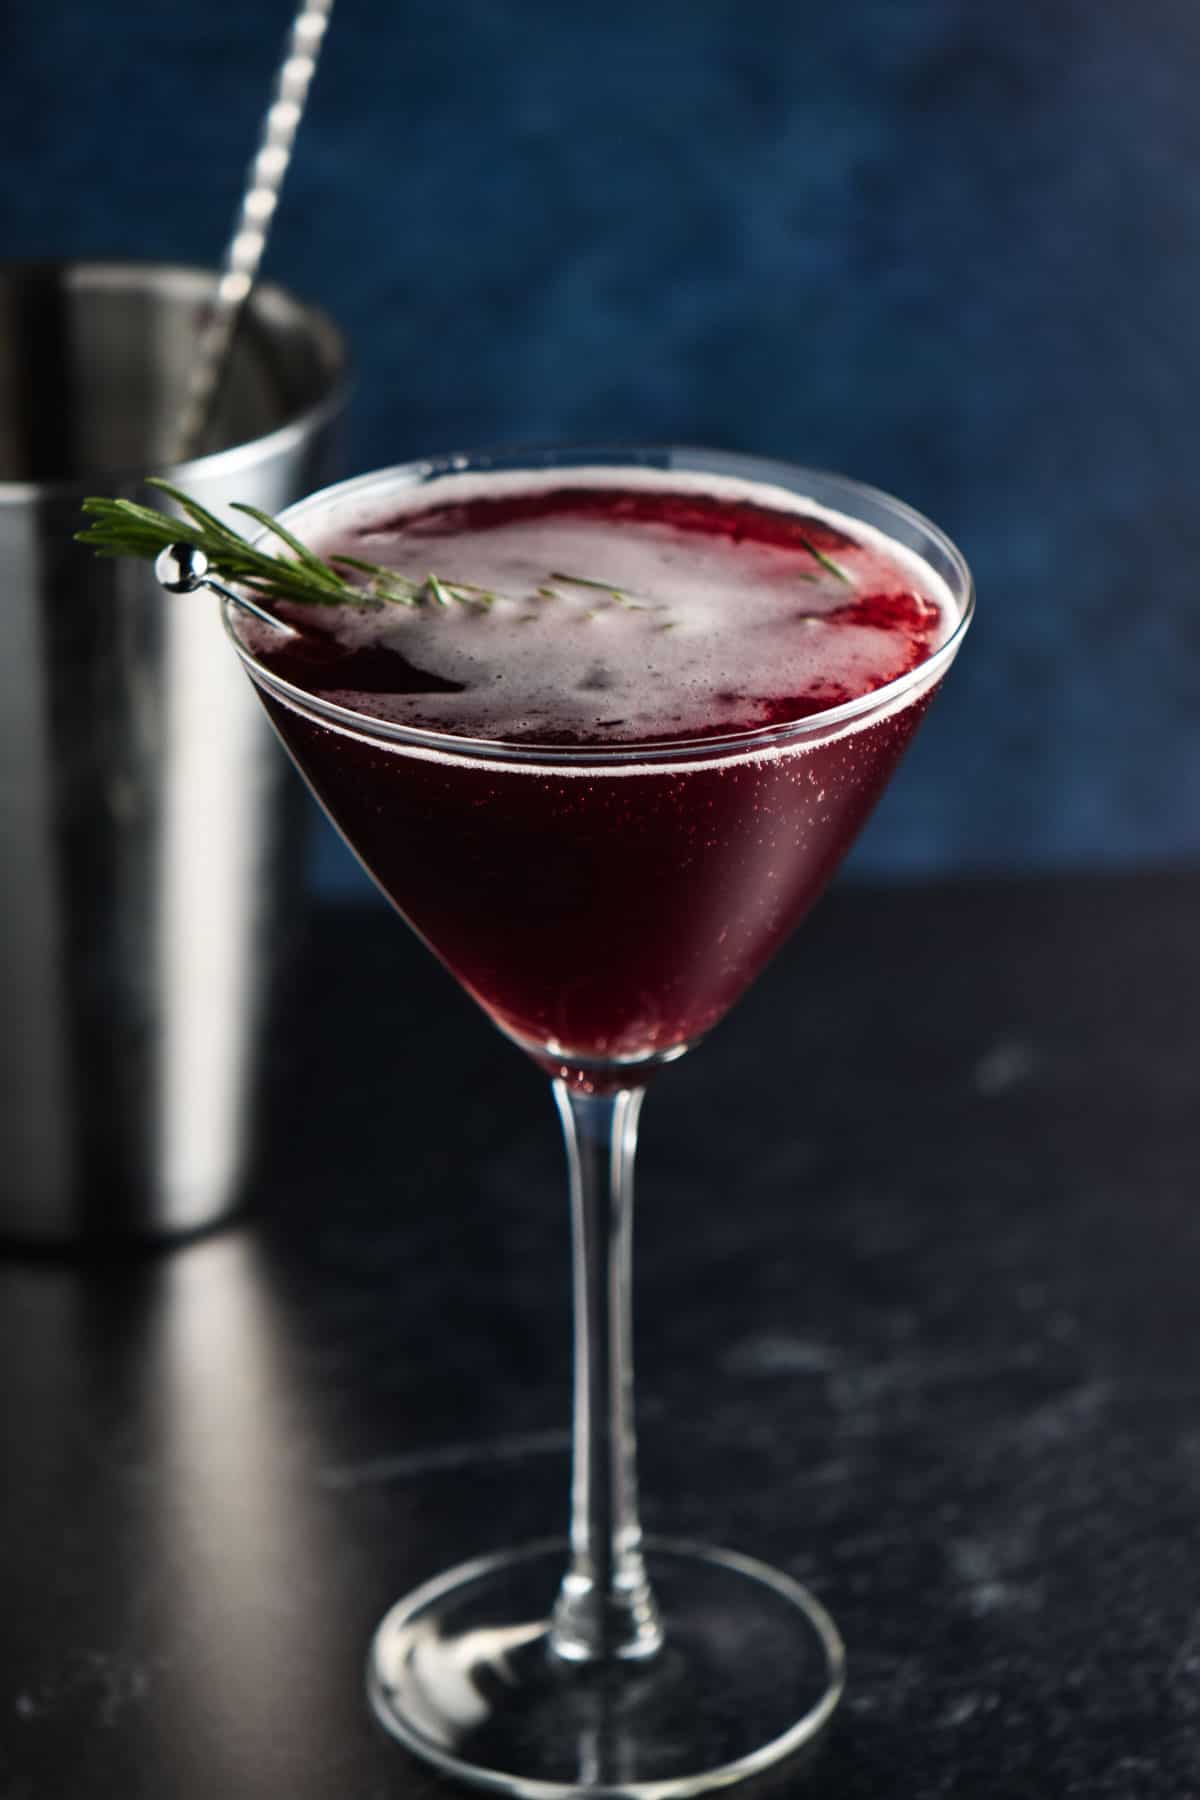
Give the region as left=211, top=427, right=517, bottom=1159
left=549, top=1085, right=665, bottom=1663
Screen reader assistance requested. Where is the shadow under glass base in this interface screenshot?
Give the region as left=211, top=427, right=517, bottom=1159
left=368, top=1538, right=845, bottom=1798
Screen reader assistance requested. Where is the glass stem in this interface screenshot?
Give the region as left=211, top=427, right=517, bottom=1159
left=549, top=1081, right=664, bottom=1664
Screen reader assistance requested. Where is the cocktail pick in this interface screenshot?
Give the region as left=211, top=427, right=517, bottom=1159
left=168, top=0, right=336, bottom=465
left=154, top=543, right=297, bottom=636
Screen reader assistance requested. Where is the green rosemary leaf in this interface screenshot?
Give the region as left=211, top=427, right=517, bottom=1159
left=328, top=553, right=388, bottom=575
left=551, top=570, right=628, bottom=593
left=797, top=535, right=854, bottom=586
left=146, top=480, right=248, bottom=547
left=230, top=502, right=341, bottom=583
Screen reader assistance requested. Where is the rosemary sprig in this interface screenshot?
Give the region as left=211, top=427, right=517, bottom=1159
left=77, top=483, right=676, bottom=624
left=76, top=480, right=498, bottom=613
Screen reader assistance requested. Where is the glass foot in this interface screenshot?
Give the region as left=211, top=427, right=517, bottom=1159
left=368, top=1538, right=844, bottom=1797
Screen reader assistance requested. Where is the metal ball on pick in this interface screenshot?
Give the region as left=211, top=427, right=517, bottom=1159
left=155, top=543, right=209, bottom=592
left=153, top=539, right=296, bottom=636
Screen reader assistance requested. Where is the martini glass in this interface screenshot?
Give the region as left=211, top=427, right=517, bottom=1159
left=225, top=447, right=973, bottom=1796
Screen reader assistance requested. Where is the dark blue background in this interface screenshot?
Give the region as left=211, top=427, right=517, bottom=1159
left=8, top=0, right=1200, bottom=894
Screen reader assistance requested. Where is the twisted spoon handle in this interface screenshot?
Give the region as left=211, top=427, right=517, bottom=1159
left=170, top=0, right=335, bottom=464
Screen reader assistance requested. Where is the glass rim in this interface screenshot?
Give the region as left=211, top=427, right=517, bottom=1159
left=223, top=444, right=975, bottom=768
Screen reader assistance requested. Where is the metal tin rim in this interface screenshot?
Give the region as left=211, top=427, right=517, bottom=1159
left=0, top=257, right=350, bottom=505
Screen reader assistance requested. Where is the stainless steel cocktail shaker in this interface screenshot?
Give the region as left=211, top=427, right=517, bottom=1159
left=0, top=261, right=346, bottom=1243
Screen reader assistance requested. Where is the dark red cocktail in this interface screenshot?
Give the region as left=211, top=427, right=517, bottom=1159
left=224, top=450, right=973, bottom=1793
left=238, top=465, right=956, bottom=1079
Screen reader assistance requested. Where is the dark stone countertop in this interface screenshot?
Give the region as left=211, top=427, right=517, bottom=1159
left=3, top=870, right=1199, bottom=1798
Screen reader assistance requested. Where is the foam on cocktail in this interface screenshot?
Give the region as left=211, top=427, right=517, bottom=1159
left=241, top=467, right=956, bottom=753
